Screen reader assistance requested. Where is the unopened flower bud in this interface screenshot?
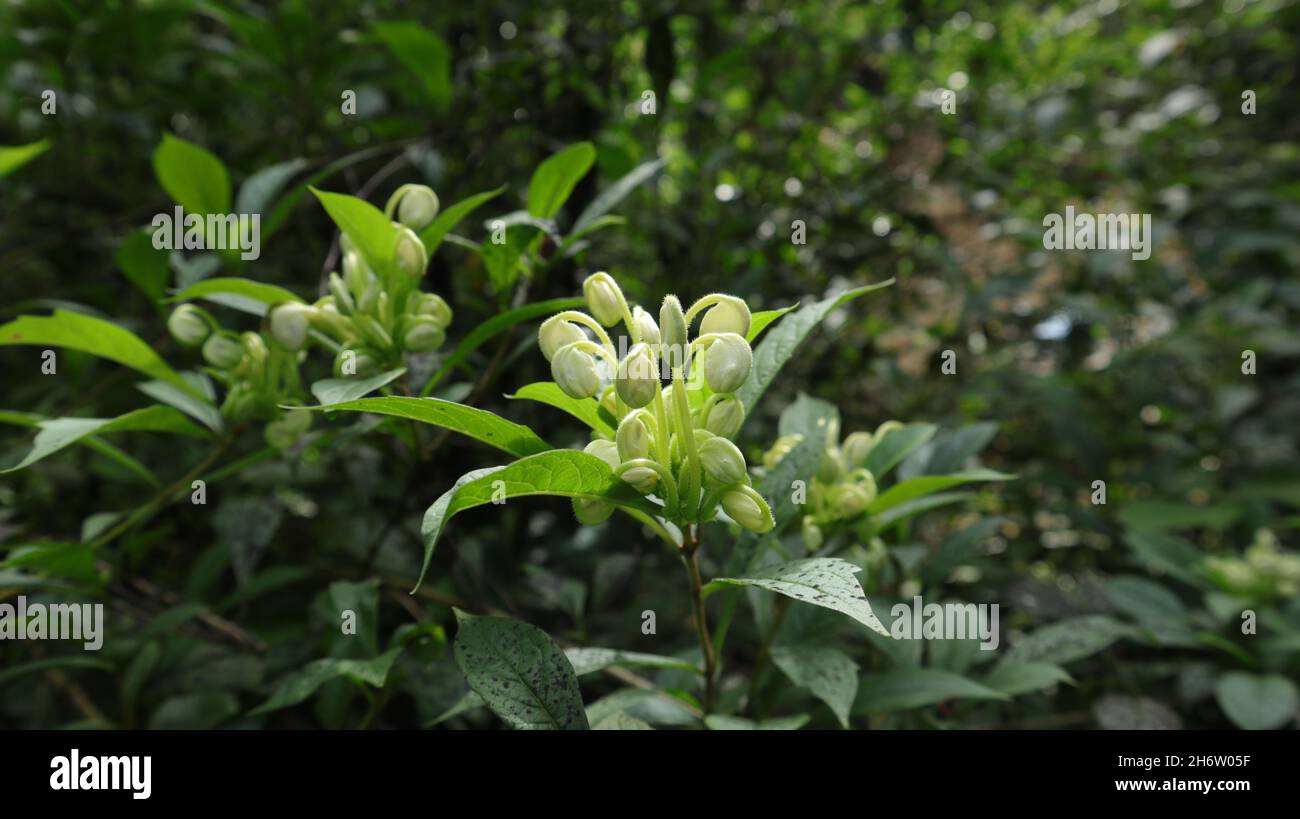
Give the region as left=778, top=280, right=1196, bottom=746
left=269, top=302, right=310, bottom=351
left=395, top=185, right=440, bottom=231
left=335, top=347, right=379, bottom=377
left=539, top=316, right=587, bottom=361
left=342, top=250, right=371, bottom=297
left=220, top=382, right=258, bottom=423
left=700, top=295, right=751, bottom=338
left=403, top=317, right=446, bottom=352
left=394, top=226, right=428, bottom=277
left=848, top=468, right=878, bottom=505
left=328, top=272, right=355, bottom=315
left=762, top=434, right=803, bottom=469
left=659, top=295, right=688, bottom=367
left=583, top=272, right=625, bottom=327
left=700, top=395, right=744, bottom=439
left=703, top=333, right=752, bottom=394
left=619, top=465, right=659, bottom=494
left=584, top=438, right=621, bottom=469
left=416, top=293, right=452, bottom=327
left=841, top=432, right=874, bottom=468
left=202, top=333, right=244, bottom=369
left=616, top=410, right=654, bottom=462
left=802, top=518, right=824, bottom=551
left=874, top=420, right=904, bottom=441
left=616, top=343, right=658, bottom=409
left=699, top=436, right=748, bottom=485
left=721, top=485, right=774, bottom=533
left=167, top=304, right=210, bottom=347
left=552, top=343, right=601, bottom=399
left=598, top=386, right=620, bottom=421
left=632, top=306, right=661, bottom=348
left=817, top=449, right=844, bottom=483
left=833, top=484, right=872, bottom=518
left=572, top=497, right=614, bottom=525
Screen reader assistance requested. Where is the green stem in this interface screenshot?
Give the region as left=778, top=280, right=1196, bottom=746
left=682, top=528, right=716, bottom=714
left=670, top=367, right=702, bottom=520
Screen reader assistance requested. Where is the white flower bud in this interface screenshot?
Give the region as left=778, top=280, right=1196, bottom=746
left=616, top=343, right=658, bottom=409
left=699, top=436, right=748, bottom=485
left=802, top=518, right=824, bottom=551
left=167, top=304, right=210, bottom=347
left=632, top=306, right=661, bottom=347
left=583, top=272, right=625, bottom=326
left=703, top=333, right=752, bottom=394
left=700, top=295, right=751, bottom=338
left=841, top=432, right=874, bottom=468
left=269, top=302, right=310, bottom=351
left=572, top=497, right=614, bottom=525
left=620, top=465, right=659, bottom=494
left=584, top=439, right=621, bottom=469
left=659, top=295, right=688, bottom=368
left=539, top=316, right=587, bottom=361
left=201, top=333, right=244, bottom=369
left=700, top=395, right=744, bottom=439
left=394, top=226, right=428, bottom=277
left=616, top=410, right=654, bottom=462
left=721, top=485, right=774, bottom=533
left=403, top=317, right=446, bottom=353
left=342, top=250, right=372, bottom=297
left=396, top=185, right=440, bottom=231
left=551, top=343, right=601, bottom=399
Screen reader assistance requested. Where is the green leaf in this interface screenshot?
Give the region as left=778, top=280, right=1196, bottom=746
left=479, top=224, right=538, bottom=294
left=236, top=157, right=310, bottom=217
left=771, top=645, right=858, bottom=728
left=1214, top=672, right=1299, bottom=730
left=863, top=423, right=937, bottom=478
left=1119, top=500, right=1242, bottom=533
left=167, top=278, right=303, bottom=316
left=453, top=611, right=589, bottom=730
left=736, top=280, right=894, bottom=425
left=419, top=185, right=506, bottom=256
left=0, top=310, right=198, bottom=396
left=917, top=422, right=999, bottom=475
left=746, top=305, right=797, bottom=344
left=149, top=692, right=240, bottom=729
left=854, top=668, right=1008, bottom=713
left=505, top=382, right=615, bottom=437
left=372, top=21, right=451, bottom=108
left=136, top=378, right=224, bottom=433
left=707, top=558, right=889, bottom=636
left=0, top=411, right=158, bottom=486
left=921, top=517, right=1005, bottom=585
left=704, top=714, right=810, bottom=730
left=1001, top=615, right=1132, bottom=667
left=527, top=142, right=596, bottom=219
left=310, top=187, right=399, bottom=279
left=153, top=133, right=231, bottom=215
left=310, top=367, right=406, bottom=406
left=571, top=157, right=667, bottom=234
left=0, top=139, right=51, bottom=177
left=251, top=648, right=403, bottom=715
left=564, top=647, right=701, bottom=677
left=302, top=396, right=551, bottom=458
left=116, top=230, right=171, bottom=304
left=1123, top=530, right=1209, bottom=588
left=593, top=711, right=654, bottom=730
left=981, top=662, right=1075, bottom=696
left=420, top=296, right=584, bottom=395
left=417, top=451, right=661, bottom=589
left=558, top=215, right=625, bottom=258
left=1105, top=575, right=1190, bottom=627
left=867, top=469, right=1014, bottom=515
left=869, top=492, right=972, bottom=531
left=1, top=406, right=208, bottom=474
left=0, top=656, right=112, bottom=685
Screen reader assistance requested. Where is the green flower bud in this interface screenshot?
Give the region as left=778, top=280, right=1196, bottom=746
left=703, top=333, right=752, bottom=394
left=220, top=382, right=258, bottom=423
left=721, top=485, right=774, bottom=533
left=403, top=317, right=446, bottom=353
left=802, top=518, right=824, bottom=551
left=616, top=343, right=659, bottom=409
left=334, top=347, right=379, bottom=377
left=659, top=295, right=688, bottom=368
left=833, top=483, right=872, bottom=518
left=616, top=410, right=654, bottom=462
left=167, top=304, right=210, bottom=347
left=816, top=449, right=844, bottom=483
left=632, top=306, right=661, bottom=347
left=699, top=436, right=748, bottom=485
left=539, top=316, right=587, bottom=361
left=841, top=431, right=874, bottom=468
left=394, top=226, right=428, bottom=277
left=620, top=465, right=659, bottom=494
left=874, top=420, right=903, bottom=441
left=202, top=333, right=244, bottom=369
left=598, top=385, right=620, bottom=422
left=700, top=295, right=751, bottom=338
left=395, top=185, right=440, bottom=231
left=848, top=468, right=878, bottom=505
left=269, top=302, right=310, bottom=351
left=415, top=292, right=452, bottom=327
left=584, top=438, right=621, bottom=469
left=572, top=497, right=614, bottom=525
left=583, top=272, right=625, bottom=326
left=551, top=343, right=601, bottom=399
left=264, top=409, right=313, bottom=449
left=700, top=395, right=745, bottom=439
left=762, top=434, right=803, bottom=469
left=328, top=272, right=355, bottom=315
left=342, top=250, right=372, bottom=297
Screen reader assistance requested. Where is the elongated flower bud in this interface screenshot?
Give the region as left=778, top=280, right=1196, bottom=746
left=403, top=317, right=446, bottom=352
left=616, top=343, right=658, bottom=409
left=167, top=304, right=210, bottom=347
left=202, top=333, right=244, bottom=369
left=816, top=449, right=844, bottom=483
left=395, top=185, right=440, bottom=231
left=632, top=306, right=661, bottom=348
left=221, top=382, right=258, bottom=423
left=721, top=485, right=774, bottom=533
left=833, top=483, right=872, bottom=518
left=539, top=316, right=587, bottom=361
left=620, top=465, right=659, bottom=494
left=703, top=333, right=752, bottom=394
left=394, top=226, right=428, bottom=277
left=659, top=295, right=688, bottom=369
left=598, top=385, right=620, bottom=422
left=552, top=343, right=601, bottom=399
left=700, top=295, right=751, bottom=338
left=342, top=250, right=372, bottom=297
left=415, top=292, right=452, bottom=327
left=328, top=272, right=355, bottom=315
left=572, top=497, right=614, bottom=525
left=700, top=395, right=744, bottom=439
left=699, top=436, right=748, bottom=485
left=841, top=431, right=874, bottom=468
left=583, top=272, right=625, bottom=326
left=269, top=302, right=310, bottom=351
left=584, top=438, right=621, bottom=469
left=616, top=410, right=654, bottom=462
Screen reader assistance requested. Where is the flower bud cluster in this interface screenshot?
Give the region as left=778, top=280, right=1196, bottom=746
left=761, top=419, right=903, bottom=551
left=541, top=273, right=772, bottom=534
